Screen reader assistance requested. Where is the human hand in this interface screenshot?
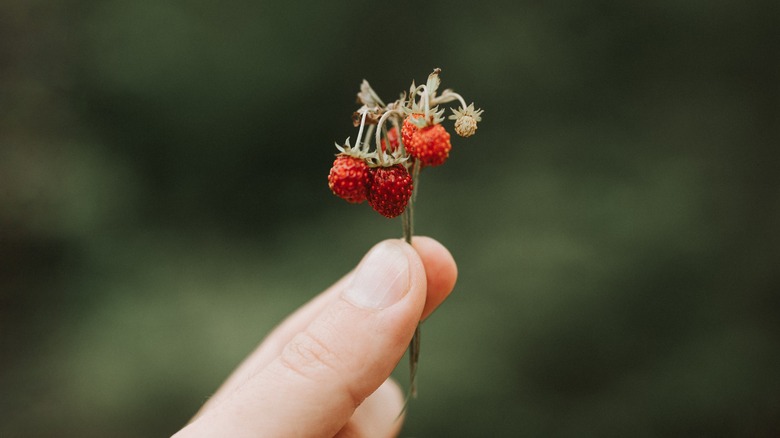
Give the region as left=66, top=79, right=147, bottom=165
left=173, top=237, right=458, bottom=437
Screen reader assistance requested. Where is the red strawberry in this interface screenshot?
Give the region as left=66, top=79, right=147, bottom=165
left=328, top=155, right=371, bottom=203
left=380, top=127, right=400, bottom=153
left=401, top=114, right=423, bottom=149
left=404, top=121, right=452, bottom=167
left=368, top=165, right=413, bottom=218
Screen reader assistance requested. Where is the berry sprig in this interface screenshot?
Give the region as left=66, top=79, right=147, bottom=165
left=327, top=68, right=483, bottom=398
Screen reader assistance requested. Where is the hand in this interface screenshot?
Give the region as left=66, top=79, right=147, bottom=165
left=174, top=237, right=458, bottom=437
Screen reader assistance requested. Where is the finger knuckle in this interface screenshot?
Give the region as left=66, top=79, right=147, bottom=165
left=279, top=327, right=340, bottom=381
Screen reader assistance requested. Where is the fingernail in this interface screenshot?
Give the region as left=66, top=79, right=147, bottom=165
left=342, top=241, right=410, bottom=309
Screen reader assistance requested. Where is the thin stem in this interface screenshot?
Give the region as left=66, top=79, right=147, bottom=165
left=409, top=325, right=421, bottom=398
left=433, top=90, right=468, bottom=109
left=402, top=160, right=422, bottom=398
left=412, top=159, right=421, bottom=203
left=375, top=109, right=400, bottom=149
left=375, top=109, right=402, bottom=166
left=362, top=125, right=375, bottom=152
left=402, top=194, right=412, bottom=244
left=354, top=110, right=368, bottom=149
left=402, top=161, right=419, bottom=243
left=401, top=173, right=413, bottom=245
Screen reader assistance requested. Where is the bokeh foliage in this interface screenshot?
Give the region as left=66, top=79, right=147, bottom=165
left=1, top=0, right=778, bottom=436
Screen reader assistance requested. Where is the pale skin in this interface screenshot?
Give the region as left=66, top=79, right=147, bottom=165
left=174, top=236, right=458, bottom=437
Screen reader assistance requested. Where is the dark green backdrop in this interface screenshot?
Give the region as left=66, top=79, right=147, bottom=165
left=2, top=0, right=778, bottom=436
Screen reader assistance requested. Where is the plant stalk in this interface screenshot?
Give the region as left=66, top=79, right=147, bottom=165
left=403, top=160, right=422, bottom=398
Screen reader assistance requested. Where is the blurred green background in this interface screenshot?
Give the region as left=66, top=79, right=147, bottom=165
left=1, top=0, right=778, bottom=436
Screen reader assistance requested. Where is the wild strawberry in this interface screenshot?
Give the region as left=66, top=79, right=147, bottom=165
left=380, top=127, right=400, bottom=153
left=401, top=114, right=423, bottom=149
left=403, top=118, right=452, bottom=167
left=449, top=103, right=484, bottom=138
left=328, top=155, right=371, bottom=203
left=368, top=165, right=413, bottom=218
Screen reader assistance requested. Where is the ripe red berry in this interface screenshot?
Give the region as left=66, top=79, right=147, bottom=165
left=380, top=126, right=400, bottom=153
left=401, top=114, right=423, bottom=149
left=328, top=155, right=371, bottom=203
left=403, top=118, right=452, bottom=167
left=368, top=165, right=413, bottom=218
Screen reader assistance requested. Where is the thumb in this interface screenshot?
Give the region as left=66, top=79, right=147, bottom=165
left=180, top=239, right=426, bottom=437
